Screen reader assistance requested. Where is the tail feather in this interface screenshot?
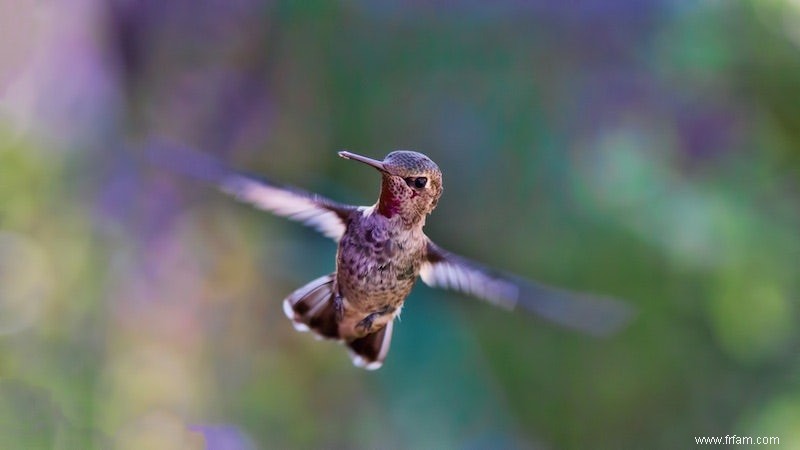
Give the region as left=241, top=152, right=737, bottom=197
left=283, top=274, right=395, bottom=369
left=347, top=321, right=393, bottom=371
left=283, top=274, right=339, bottom=339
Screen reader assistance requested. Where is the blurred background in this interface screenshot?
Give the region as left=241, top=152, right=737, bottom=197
left=1, top=0, right=799, bottom=448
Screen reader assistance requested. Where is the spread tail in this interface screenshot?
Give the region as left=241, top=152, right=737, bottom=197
left=346, top=321, right=393, bottom=370
left=283, top=274, right=394, bottom=369
left=283, top=274, right=340, bottom=339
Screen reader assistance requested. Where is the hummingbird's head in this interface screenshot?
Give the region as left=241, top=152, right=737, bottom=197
left=339, top=150, right=443, bottom=224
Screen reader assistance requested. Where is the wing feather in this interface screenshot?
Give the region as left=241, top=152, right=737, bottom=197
left=148, top=142, right=354, bottom=241
left=220, top=174, right=351, bottom=240
left=420, top=240, right=634, bottom=336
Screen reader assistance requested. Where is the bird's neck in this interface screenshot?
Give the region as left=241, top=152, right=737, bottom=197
left=376, top=177, right=426, bottom=228
left=377, top=181, right=400, bottom=218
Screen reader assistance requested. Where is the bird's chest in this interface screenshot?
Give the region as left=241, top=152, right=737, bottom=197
left=336, top=220, right=424, bottom=310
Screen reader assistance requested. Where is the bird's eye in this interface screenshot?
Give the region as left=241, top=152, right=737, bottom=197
left=406, top=177, right=427, bottom=189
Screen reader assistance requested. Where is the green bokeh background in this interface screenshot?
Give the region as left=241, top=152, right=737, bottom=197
left=0, top=1, right=799, bottom=448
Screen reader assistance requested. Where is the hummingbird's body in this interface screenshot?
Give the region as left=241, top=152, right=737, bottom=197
left=335, top=207, right=426, bottom=335
left=155, top=145, right=633, bottom=370
left=283, top=206, right=427, bottom=367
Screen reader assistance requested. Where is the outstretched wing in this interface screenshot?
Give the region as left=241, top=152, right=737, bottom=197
left=147, top=141, right=355, bottom=241
left=420, top=240, right=634, bottom=336
left=220, top=175, right=353, bottom=240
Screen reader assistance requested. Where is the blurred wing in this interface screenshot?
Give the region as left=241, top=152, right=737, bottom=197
left=147, top=141, right=354, bottom=241
left=220, top=175, right=352, bottom=240
left=420, top=240, right=634, bottom=336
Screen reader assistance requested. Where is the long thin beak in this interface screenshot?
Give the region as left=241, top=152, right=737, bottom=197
left=338, top=151, right=387, bottom=172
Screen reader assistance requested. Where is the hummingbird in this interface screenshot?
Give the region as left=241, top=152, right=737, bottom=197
left=153, top=145, right=633, bottom=370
